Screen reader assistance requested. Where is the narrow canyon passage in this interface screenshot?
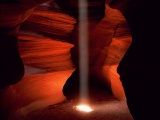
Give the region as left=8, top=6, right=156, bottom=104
left=0, top=1, right=133, bottom=120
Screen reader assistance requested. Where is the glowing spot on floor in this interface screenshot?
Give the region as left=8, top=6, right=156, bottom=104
left=74, top=104, right=93, bottom=112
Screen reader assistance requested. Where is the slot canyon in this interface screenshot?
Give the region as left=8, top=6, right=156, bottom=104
left=0, top=0, right=159, bottom=120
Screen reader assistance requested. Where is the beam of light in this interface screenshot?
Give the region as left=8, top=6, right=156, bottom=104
left=73, top=0, right=91, bottom=112
left=78, top=0, right=89, bottom=102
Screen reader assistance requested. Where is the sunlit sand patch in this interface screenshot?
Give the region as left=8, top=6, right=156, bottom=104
left=73, top=104, right=93, bottom=112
